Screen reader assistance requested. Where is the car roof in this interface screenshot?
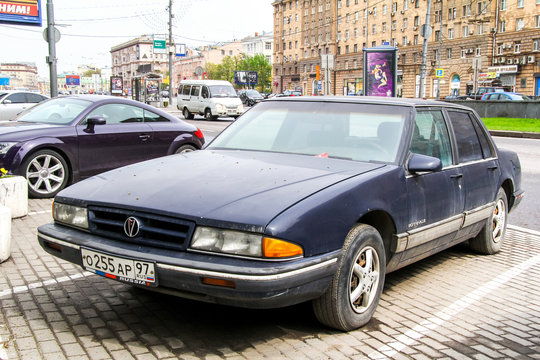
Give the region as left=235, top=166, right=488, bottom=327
left=266, top=95, right=474, bottom=110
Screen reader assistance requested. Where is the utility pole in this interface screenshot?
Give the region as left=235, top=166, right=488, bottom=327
left=419, top=0, right=433, bottom=98
left=168, top=0, right=173, bottom=105
left=46, top=0, right=58, bottom=97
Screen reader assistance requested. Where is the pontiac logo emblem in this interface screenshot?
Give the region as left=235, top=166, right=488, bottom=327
left=124, top=217, right=141, bottom=238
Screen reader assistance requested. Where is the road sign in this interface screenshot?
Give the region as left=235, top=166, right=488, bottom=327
left=153, top=38, right=166, bottom=54
left=435, top=69, right=444, bottom=78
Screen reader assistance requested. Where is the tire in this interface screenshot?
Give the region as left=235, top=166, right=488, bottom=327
left=183, top=108, right=194, bottom=120
left=204, top=109, right=217, bottom=121
left=20, top=149, right=69, bottom=198
left=469, top=188, right=508, bottom=255
left=313, top=224, right=386, bottom=331
left=174, top=144, right=197, bottom=154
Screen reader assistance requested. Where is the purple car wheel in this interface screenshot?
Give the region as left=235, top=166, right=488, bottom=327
left=22, top=149, right=69, bottom=198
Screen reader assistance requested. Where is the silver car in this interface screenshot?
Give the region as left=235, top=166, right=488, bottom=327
left=0, top=90, right=48, bottom=121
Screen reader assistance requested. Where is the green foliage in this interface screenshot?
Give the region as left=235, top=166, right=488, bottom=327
left=482, top=118, right=540, bottom=133
left=205, top=54, right=272, bottom=93
left=82, top=69, right=101, bottom=77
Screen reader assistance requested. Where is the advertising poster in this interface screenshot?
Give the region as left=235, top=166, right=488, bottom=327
left=110, top=76, right=123, bottom=95
left=364, top=48, right=397, bottom=97
left=0, top=0, right=42, bottom=26
left=66, top=75, right=80, bottom=86
left=234, top=71, right=258, bottom=85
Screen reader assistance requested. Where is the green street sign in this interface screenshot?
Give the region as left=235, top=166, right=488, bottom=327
left=153, top=39, right=166, bottom=54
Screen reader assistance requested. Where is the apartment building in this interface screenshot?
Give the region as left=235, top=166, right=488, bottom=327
left=0, top=62, right=39, bottom=90
left=272, top=0, right=540, bottom=97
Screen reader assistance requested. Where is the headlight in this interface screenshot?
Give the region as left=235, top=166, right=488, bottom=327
left=216, top=104, right=225, bottom=112
left=237, top=104, right=244, bottom=112
left=191, top=227, right=303, bottom=259
left=53, top=202, right=88, bottom=229
left=0, top=142, right=17, bottom=155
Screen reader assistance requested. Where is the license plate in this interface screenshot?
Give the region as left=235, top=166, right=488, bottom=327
left=81, top=248, right=157, bottom=287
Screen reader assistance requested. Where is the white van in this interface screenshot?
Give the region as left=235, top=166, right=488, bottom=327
left=177, top=80, right=244, bottom=120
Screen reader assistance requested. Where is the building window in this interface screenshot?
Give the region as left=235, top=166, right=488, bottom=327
left=447, top=48, right=452, bottom=59
left=478, top=24, right=484, bottom=35
left=382, top=22, right=387, bottom=33
left=461, top=49, right=466, bottom=58
left=499, top=20, right=506, bottom=32
left=414, top=16, right=420, bottom=26
left=535, top=15, right=540, bottom=28
left=534, top=38, right=540, bottom=52
left=392, top=21, right=397, bottom=30
left=346, top=45, right=350, bottom=53
left=372, top=24, right=377, bottom=34
left=414, top=34, right=419, bottom=44
left=345, top=60, right=349, bottom=69
left=514, top=43, right=521, bottom=53
left=497, top=44, right=504, bottom=55
left=478, top=1, right=487, bottom=13
left=476, top=47, right=481, bottom=56
left=463, top=25, right=469, bottom=37
left=383, top=5, right=387, bottom=15
left=403, top=0, right=408, bottom=10
left=354, top=44, right=358, bottom=52
left=517, top=0, right=524, bottom=7
left=402, top=54, right=406, bottom=64
left=448, top=28, right=454, bottom=39
left=500, top=0, right=506, bottom=10
left=372, top=41, right=377, bottom=47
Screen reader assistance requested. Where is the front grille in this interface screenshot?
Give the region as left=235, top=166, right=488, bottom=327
left=88, top=206, right=195, bottom=251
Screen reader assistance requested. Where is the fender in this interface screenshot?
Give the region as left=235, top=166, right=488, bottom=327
left=497, top=147, right=523, bottom=211
left=12, top=137, right=79, bottom=181
left=166, top=133, right=205, bottom=154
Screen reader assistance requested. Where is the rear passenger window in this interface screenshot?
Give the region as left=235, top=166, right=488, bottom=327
left=191, top=85, right=200, bottom=96
left=182, top=86, right=191, bottom=95
left=447, top=111, right=484, bottom=163
left=144, top=110, right=169, bottom=122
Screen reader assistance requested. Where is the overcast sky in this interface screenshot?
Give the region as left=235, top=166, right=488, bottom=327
left=0, top=0, right=274, bottom=77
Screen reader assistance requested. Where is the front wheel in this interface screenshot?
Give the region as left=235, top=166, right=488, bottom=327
left=20, top=149, right=69, bottom=198
left=204, top=109, right=217, bottom=121
left=469, top=188, right=508, bottom=255
left=313, top=224, right=386, bottom=331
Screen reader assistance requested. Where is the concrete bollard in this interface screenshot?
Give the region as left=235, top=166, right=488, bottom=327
left=0, top=205, right=11, bottom=263
left=0, top=175, right=28, bottom=218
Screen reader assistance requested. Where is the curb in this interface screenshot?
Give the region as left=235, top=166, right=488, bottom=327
left=489, top=130, right=540, bottom=139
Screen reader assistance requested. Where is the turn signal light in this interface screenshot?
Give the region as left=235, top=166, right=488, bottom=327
left=263, top=237, right=303, bottom=258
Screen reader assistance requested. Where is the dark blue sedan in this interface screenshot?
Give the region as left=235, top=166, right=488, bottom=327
left=37, top=97, right=523, bottom=331
left=0, top=95, right=204, bottom=197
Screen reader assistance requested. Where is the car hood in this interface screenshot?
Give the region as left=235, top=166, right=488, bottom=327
left=57, top=150, right=385, bottom=229
left=0, top=121, right=61, bottom=136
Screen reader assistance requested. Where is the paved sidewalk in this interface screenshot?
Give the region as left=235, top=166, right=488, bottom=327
left=1, top=199, right=539, bottom=359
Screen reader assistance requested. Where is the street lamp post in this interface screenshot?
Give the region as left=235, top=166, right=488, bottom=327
left=46, top=0, right=58, bottom=97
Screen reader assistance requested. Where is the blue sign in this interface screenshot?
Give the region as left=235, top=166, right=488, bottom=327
left=435, top=69, right=444, bottom=78
left=0, top=78, right=10, bottom=86
left=66, top=75, right=80, bottom=86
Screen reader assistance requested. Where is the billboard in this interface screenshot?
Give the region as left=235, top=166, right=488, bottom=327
left=0, top=0, right=42, bottom=26
left=234, top=71, right=258, bottom=85
left=363, top=46, right=397, bottom=97
left=110, top=76, right=123, bottom=95
left=66, top=75, right=80, bottom=86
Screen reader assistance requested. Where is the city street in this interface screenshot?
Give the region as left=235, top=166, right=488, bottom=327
left=1, top=106, right=539, bottom=359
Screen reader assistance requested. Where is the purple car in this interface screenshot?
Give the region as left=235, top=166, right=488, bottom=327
left=0, top=95, right=204, bottom=198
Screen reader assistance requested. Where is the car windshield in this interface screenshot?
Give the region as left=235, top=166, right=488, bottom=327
left=208, top=100, right=409, bottom=163
left=16, top=97, right=91, bottom=125
left=246, top=90, right=262, bottom=97
left=209, top=85, right=237, bottom=98
left=509, top=93, right=529, bottom=101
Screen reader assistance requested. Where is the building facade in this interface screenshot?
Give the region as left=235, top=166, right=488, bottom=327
left=0, top=62, right=39, bottom=90
left=242, top=32, right=275, bottom=64
left=272, top=0, right=540, bottom=97
left=110, top=36, right=170, bottom=93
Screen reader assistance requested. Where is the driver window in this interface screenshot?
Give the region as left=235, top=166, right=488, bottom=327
left=85, top=104, right=144, bottom=125
left=411, top=110, right=453, bottom=167
left=201, top=86, right=209, bottom=99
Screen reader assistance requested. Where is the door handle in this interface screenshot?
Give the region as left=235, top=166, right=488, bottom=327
left=450, top=173, right=463, bottom=179
left=139, top=134, right=151, bottom=141
left=488, top=165, right=499, bottom=170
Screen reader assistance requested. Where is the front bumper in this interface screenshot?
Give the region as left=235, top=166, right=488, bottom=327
left=37, top=223, right=339, bottom=309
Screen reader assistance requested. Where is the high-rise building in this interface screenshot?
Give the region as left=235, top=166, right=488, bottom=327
left=272, top=0, right=540, bottom=97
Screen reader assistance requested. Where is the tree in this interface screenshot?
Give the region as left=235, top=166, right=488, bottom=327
left=82, top=69, right=101, bottom=77
left=205, top=54, right=272, bottom=93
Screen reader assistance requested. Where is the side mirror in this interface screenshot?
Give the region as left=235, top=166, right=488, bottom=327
left=3, top=99, right=12, bottom=104
left=85, top=115, right=106, bottom=133
left=408, top=153, right=442, bottom=174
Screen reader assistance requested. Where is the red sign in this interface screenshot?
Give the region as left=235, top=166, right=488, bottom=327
left=0, top=1, right=39, bottom=16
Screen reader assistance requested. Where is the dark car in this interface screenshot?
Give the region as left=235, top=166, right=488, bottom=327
left=238, top=89, right=264, bottom=106
left=276, top=89, right=302, bottom=97
left=0, top=95, right=204, bottom=198
left=38, top=97, right=523, bottom=331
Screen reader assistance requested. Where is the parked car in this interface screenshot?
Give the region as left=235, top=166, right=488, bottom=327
left=238, top=89, right=264, bottom=106
left=0, top=90, right=48, bottom=120
left=459, top=86, right=506, bottom=100
left=0, top=95, right=204, bottom=198
left=480, top=92, right=531, bottom=101
left=38, top=97, right=523, bottom=331
left=177, top=80, right=244, bottom=120
left=276, top=89, right=302, bottom=97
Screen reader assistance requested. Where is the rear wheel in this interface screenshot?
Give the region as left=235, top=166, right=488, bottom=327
left=183, top=108, right=194, bottom=120
left=174, top=144, right=197, bottom=154
left=469, top=188, right=508, bottom=254
left=313, top=224, right=386, bottom=331
left=21, top=149, right=69, bottom=198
